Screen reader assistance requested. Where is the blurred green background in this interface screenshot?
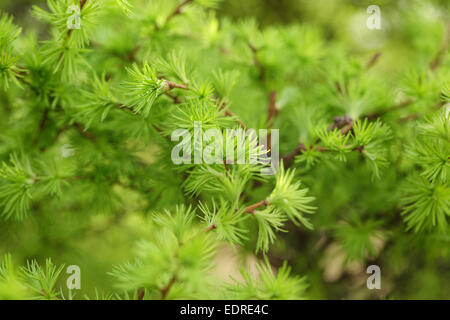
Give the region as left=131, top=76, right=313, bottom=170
left=3, top=0, right=449, bottom=75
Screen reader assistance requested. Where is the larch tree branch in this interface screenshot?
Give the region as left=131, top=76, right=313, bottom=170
left=244, top=199, right=269, bottom=214
left=165, top=0, right=194, bottom=25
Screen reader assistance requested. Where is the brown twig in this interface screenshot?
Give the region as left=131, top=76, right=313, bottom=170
left=365, top=52, right=382, bottom=69
left=223, top=159, right=230, bottom=173
left=125, top=45, right=141, bottom=62
left=161, top=275, right=177, bottom=300
left=114, top=71, right=246, bottom=130
left=40, top=289, right=59, bottom=300
left=244, top=199, right=268, bottom=214
left=267, top=91, right=278, bottom=126
left=13, top=68, right=40, bottom=94
left=352, top=145, right=364, bottom=153
left=335, top=82, right=343, bottom=94
left=430, top=22, right=450, bottom=71
left=205, top=224, right=217, bottom=232
left=248, top=43, right=265, bottom=80
left=398, top=114, right=420, bottom=123
left=266, top=91, right=278, bottom=151
left=165, top=92, right=181, bottom=104
left=165, top=0, right=193, bottom=25
left=224, top=109, right=246, bottom=129
left=329, top=115, right=353, bottom=131
left=165, top=80, right=189, bottom=90
left=282, top=115, right=354, bottom=168
left=282, top=142, right=307, bottom=167
left=32, top=108, right=50, bottom=146
left=167, top=79, right=248, bottom=129
left=341, top=122, right=354, bottom=135
left=137, top=288, right=145, bottom=300
left=13, top=65, right=98, bottom=146
left=396, top=98, right=444, bottom=123
left=216, top=100, right=246, bottom=129
left=73, top=122, right=96, bottom=142
left=117, top=103, right=135, bottom=113
left=364, top=99, right=414, bottom=120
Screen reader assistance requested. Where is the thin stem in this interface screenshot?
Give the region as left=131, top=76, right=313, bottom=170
left=205, top=224, right=217, bottom=232
left=223, top=159, right=230, bottom=173
left=165, top=80, right=189, bottom=90
left=244, top=199, right=268, bottom=214
left=165, top=78, right=248, bottom=129
left=248, top=43, right=265, bottom=80
left=224, top=109, right=246, bottom=129
left=116, top=72, right=246, bottom=130
left=115, top=102, right=172, bottom=141
left=340, top=122, right=354, bottom=135
left=38, top=124, right=68, bottom=152
left=365, top=52, right=382, bottom=69
left=398, top=113, right=420, bottom=123
left=165, top=92, right=181, bottom=104
left=15, top=65, right=98, bottom=146
left=335, top=82, right=343, bottom=94
left=73, top=122, right=96, bottom=142
left=117, top=103, right=135, bottom=113
left=216, top=100, right=247, bottom=129
left=329, top=115, right=352, bottom=131
left=352, top=145, right=364, bottom=153
left=267, top=91, right=278, bottom=126
left=137, top=288, right=145, bottom=300
left=282, top=142, right=307, bottom=167
left=430, top=22, right=449, bottom=71
left=266, top=91, right=278, bottom=152
left=283, top=114, right=354, bottom=167
left=165, top=0, right=193, bottom=25
left=32, top=108, right=50, bottom=146
left=40, top=290, right=59, bottom=300
left=13, top=68, right=40, bottom=95
left=364, top=99, right=414, bottom=120
left=161, top=275, right=177, bottom=300
left=125, top=45, right=141, bottom=62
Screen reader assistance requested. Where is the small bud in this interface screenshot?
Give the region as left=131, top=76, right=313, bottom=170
left=160, top=79, right=170, bottom=91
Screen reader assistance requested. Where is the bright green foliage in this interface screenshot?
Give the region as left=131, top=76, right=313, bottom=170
left=400, top=175, right=449, bottom=232
left=199, top=200, right=248, bottom=246
left=253, top=208, right=286, bottom=253
left=32, top=0, right=100, bottom=79
left=0, top=254, right=31, bottom=299
left=227, top=260, right=308, bottom=300
left=0, top=0, right=449, bottom=300
left=0, top=154, right=35, bottom=220
left=0, top=254, right=64, bottom=300
left=401, top=108, right=450, bottom=232
left=20, top=258, right=65, bottom=300
left=267, top=165, right=316, bottom=229
left=78, top=73, right=119, bottom=127
left=334, top=219, right=385, bottom=262
left=0, top=13, right=22, bottom=89
left=121, top=63, right=169, bottom=116
left=157, top=51, right=190, bottom=85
